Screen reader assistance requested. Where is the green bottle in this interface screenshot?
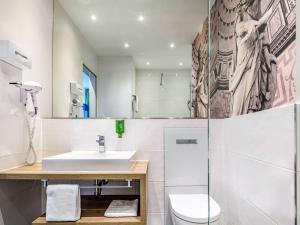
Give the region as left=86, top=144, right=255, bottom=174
left=115, top=120, right=125, bottom=138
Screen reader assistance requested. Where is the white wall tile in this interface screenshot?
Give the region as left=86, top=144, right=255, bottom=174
left=148, top=182, right=164, bottom=214
left=224, top=196, right=278, bottom=225
left=42, top=119, right=73, bottom=154
left=135, top=151, right=164, bottom=182
left=147, top=213, right=164, bottom=225
left=163, top=119, right=208, bottom=128
left=210, top=106, right=296, bottom=225
left=134, top=120, right=166, bottom=151
left=227, top=153, right=295, bottom=225
left=224, top=106, right=295, bottom=170
left=209, top=119, right=224, bottom=150
left=70, top=120, right=135, bottom=151
left=42, top=119, right=136, bottom=155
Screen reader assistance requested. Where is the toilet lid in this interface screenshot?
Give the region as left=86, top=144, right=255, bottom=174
left=169, top=194, right=221, bottom=223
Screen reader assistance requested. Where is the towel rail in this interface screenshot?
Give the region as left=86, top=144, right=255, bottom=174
left=41, top=179, right=133, bottom=189
left=80, top=185, right=132, bottom=189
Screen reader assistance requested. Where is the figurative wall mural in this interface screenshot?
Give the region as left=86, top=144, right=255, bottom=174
left=191, top=18, right=209, bottom=118
left=210, top=0, right=296, bottom=118
left=192, top=0, right=296, bottom=118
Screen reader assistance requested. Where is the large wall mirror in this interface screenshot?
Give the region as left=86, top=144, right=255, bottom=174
left=52, top=0, right=209, bottom=119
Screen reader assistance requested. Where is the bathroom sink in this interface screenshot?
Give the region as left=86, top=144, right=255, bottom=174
left=42, top=151, right=136, bottom=171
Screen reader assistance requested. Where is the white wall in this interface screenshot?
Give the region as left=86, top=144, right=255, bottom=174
left=135, top=69, right=191, bottom=118
left=0, top=0, right=53, bottom=224
left=210, top=105, right=296, bottom=225
left=41, top=118, right=208, bottom=225
left=0, top=0, right=53, bottom=117
left=53, top=1, right=98, bottom=117
left=98, top=56, right=135, bottom=118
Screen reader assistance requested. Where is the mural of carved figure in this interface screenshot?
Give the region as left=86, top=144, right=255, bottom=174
left=194, top=62, right=208, bottom=118
left=230, top=0, right=277, bottom=116
left=191, top=18, right=209, bottom=118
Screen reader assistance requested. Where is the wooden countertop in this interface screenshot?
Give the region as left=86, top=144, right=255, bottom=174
left=0, top=160, right=148, bottom=180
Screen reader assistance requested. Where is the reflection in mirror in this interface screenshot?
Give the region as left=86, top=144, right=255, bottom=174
left=52, top=0, right=208, bottom=118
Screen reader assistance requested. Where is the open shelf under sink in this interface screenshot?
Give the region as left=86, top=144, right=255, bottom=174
left=33, top=195, right=143, bottom=225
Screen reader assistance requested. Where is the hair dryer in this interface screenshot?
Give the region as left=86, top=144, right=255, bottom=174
left=10, top=81, right=42, bottom=165
left=10, top=81, right=42, bottom=115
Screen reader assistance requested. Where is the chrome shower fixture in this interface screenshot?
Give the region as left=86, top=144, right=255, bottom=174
left=160, top=73, right=164, bottom=86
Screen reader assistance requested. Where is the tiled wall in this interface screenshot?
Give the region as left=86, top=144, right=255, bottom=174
left=41, top=118, right=208, bottom=225
left=135, top=69, right=191, bottom=118
left=210, top=105, right=296, bottom=225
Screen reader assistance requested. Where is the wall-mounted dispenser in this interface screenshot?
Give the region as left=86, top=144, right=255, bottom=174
left=0, top=40, right=32, bottom=70
left=116, top=120, right=125, bottom=138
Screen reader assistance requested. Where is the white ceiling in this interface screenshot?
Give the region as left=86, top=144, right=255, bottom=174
left=58, top=0, right=208, bottom=69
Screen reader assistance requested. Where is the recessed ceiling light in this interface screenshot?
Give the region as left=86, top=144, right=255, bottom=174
left=170, top=43, right=175, bottom=49
left=146, top=61, right=150, bottom=66
left=138, top=15, right=145, bottom=22
left=124, top=43, right=130, bottom=48
left=91, top=14, right=97, bottom=21
left=179, top=62, right=183, bottom=66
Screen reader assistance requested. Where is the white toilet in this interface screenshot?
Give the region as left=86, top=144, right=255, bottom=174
left=169, top=194, right=221, bottom=225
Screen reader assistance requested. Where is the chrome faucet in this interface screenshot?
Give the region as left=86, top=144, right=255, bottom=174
left=96, top=135, right=105, bottom=153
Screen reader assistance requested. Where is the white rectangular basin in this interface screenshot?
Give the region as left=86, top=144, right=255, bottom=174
left=42, top=151, right=136, bottom=171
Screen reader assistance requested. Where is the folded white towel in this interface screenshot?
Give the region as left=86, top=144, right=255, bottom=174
left=104, top=199, right=138, bottom=218
left=46, top=185, right=81, bottom=222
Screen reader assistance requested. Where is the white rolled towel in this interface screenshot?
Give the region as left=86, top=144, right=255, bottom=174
left=104, top=199, right=138, bottom=217
left=46, top=184, right=81, bottom=222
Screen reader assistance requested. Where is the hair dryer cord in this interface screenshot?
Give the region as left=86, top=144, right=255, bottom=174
left=25, top=111, right=37, bottom=165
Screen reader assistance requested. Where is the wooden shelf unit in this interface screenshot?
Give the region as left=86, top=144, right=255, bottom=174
left=33, top=215, right=142, bottom=225
left=33, top=195, right=143, bottom=225
left=0, top=161, right=148, bottom=225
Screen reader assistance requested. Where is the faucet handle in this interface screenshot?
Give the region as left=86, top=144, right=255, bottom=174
left=96, top=135, right=105, bottom=145
left=96, top=135, right=105, bottom=152
left=97, top=135, right=105, bottom=140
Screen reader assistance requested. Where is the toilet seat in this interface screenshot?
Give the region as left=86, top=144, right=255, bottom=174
left=169, top=194, right=221, bottom=224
